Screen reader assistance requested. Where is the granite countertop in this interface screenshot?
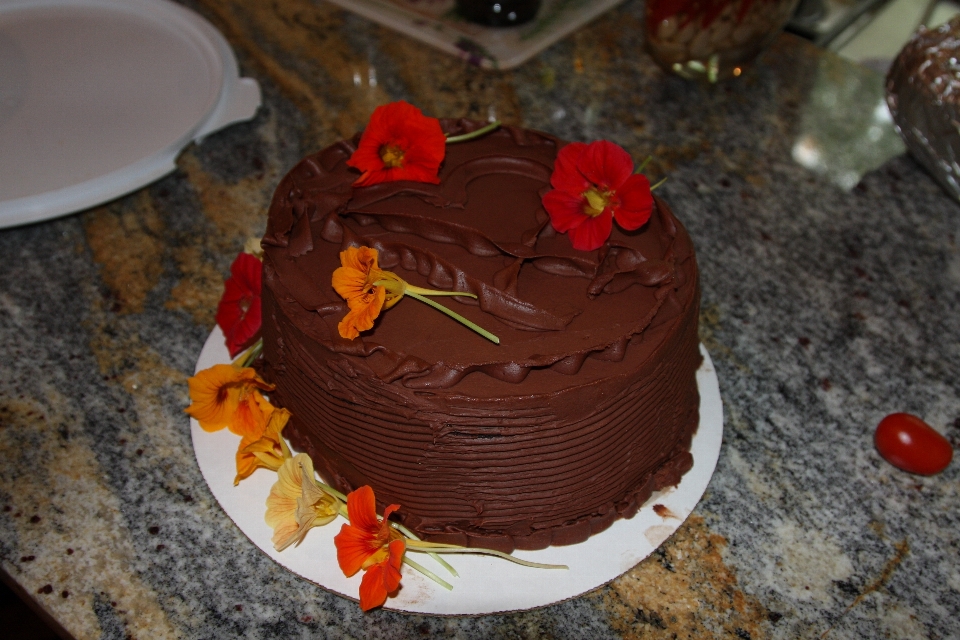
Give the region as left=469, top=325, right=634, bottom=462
left=1, top=0, right=958, bottom=638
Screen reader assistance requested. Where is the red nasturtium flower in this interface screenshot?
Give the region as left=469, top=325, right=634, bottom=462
left=541, top=140, right=654, bottom=251
left=346, top=101, right=446, bottom=187
left=216, top=252, right=262, bottom=358
left=334, top=486, right=406, bottom=611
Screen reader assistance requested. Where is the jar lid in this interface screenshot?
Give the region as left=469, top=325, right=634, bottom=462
left=0, top=0, right=261, bottom=228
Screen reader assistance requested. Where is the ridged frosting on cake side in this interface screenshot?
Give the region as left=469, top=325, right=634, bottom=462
left=260, top=120, right=702, bottom=552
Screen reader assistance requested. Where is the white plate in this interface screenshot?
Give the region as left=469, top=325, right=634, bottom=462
left=0, top=0, right=261, bottom=228
left=324, top=0, right=627, bottom=70
left=190, top=327, right=723, bottom=614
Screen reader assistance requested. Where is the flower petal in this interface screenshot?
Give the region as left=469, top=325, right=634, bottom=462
left=332, top=267, right=371, bottom=300
left=613, top=173, right=654, bottom=230
left=234, top=408, right=291, bottom=485
left=379, top=541, right=404, bottom=596
left=340, top=246, right=380, bottom=273
left=387, top=539, right=405, bottom=576
left=550, top=142, right=590, bottom=192
left=229, top=389, right=273, bottom=439
left=542, top=189, right=588, bottom=234
left=346, top=485, right=381, bottom=534
left=216, top=252, right=263, bottom=358
left=578, top=140, right=633, bottom=191
left=231, top=251, right=262, bottom=293
left=185, top=365, right=273, bottom=433
left=269, top=518, right=300, bottom=552
left=381, top=503, right=401, bottom=523
left=346, top=101, right=445, bottom=186
left=266, top=454, right=312, bottom=549
left=335, top=522, right=378, bottom=577
left=568, top=211, right=613, bottom=251
left=226, top=296, right=261, bottom=358
left=338, top=286, right=385, bottom=339
left=357, top=540, right=405, bottom=611
left=358, top=562, right=389, bottom=611
left=233, top=433, right=260, bottom=485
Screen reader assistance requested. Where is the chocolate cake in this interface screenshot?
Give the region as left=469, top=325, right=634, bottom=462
left=260, top=119, right=702, bottom=553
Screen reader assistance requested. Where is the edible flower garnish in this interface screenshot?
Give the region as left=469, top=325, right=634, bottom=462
left=332, top=246, right=499, bottom=344
left=346, top=101, right=447, bottom=187
left=216, top=252, right=263, bottom=358
left=185, top=364, right=274, bottom=438
left=346, top=101, right=502, bottom=187
left=334, top=486, right=406, bottom=611
left=234, top=407, right=292, bottom=485
left=542, top=140, right=654, bottom=251
left=265, top=453, right=341, bottom=551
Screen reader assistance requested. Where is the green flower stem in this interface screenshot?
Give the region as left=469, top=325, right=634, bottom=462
left=403, top=556, right=454, bottom=591
left=406, top=541, right=568, bottom=570
left=650, top=176, right=668, bottom=191
left=636, top=155, right=653, bottom=174
left=404, top=285, right=476, bottom=299
left=406, top=291, right=500, bottom=344
left=445, top=121, right=501, bottom=144
left=233, top=338, right=264, bottom=368
left=390, top=522, right=459, bottom=578
left=316, top=481, right=348, bottom=503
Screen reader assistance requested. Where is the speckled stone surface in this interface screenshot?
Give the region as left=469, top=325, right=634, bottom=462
left=1, top=1, right=958, bottom=638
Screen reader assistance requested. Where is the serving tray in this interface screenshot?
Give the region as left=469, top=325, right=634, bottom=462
left=325, top=0, right=627, bottom=69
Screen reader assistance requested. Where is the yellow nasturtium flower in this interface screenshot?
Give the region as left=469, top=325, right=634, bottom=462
left=265, top=453, right=341, bottom=551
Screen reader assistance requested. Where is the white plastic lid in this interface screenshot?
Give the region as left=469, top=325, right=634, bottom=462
left=0, top=0, right=261, bottom=228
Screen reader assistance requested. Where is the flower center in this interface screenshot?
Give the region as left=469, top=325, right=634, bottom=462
left=372, top=271, right=408, bottom=309
left=582, top=188, right=611, bottom=217
left=379, top=144, right=406, bottom=169
left=362, top=269, right=384, bottom=298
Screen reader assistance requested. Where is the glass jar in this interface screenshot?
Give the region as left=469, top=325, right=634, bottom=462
left=645, top=0, right=800, bottom=81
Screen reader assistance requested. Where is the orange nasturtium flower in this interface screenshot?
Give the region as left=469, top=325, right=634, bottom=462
left=234, top=407, right=293, bottom=485
left=265, top=453, right=341, bottom=551
left=334, top=486, right=406, bottom=611
left=185, top=364, right=275, bottom=438
left=331, top=246, right=403, bottom=339
left=332, top=246, right=499, bottom=343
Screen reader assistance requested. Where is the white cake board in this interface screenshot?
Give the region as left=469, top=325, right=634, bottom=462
left=190, top=327, right=723, bottom=614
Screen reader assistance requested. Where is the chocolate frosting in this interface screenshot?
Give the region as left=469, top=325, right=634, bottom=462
left=260, top=120, right=702, bottom=552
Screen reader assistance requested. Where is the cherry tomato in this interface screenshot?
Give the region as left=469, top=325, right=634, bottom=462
left=874, top=413, right=953, bottom=475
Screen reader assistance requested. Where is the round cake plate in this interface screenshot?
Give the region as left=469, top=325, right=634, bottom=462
left=190, top=327, right=724, bottom=615
left=0, top=0, right=261, bottom=228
